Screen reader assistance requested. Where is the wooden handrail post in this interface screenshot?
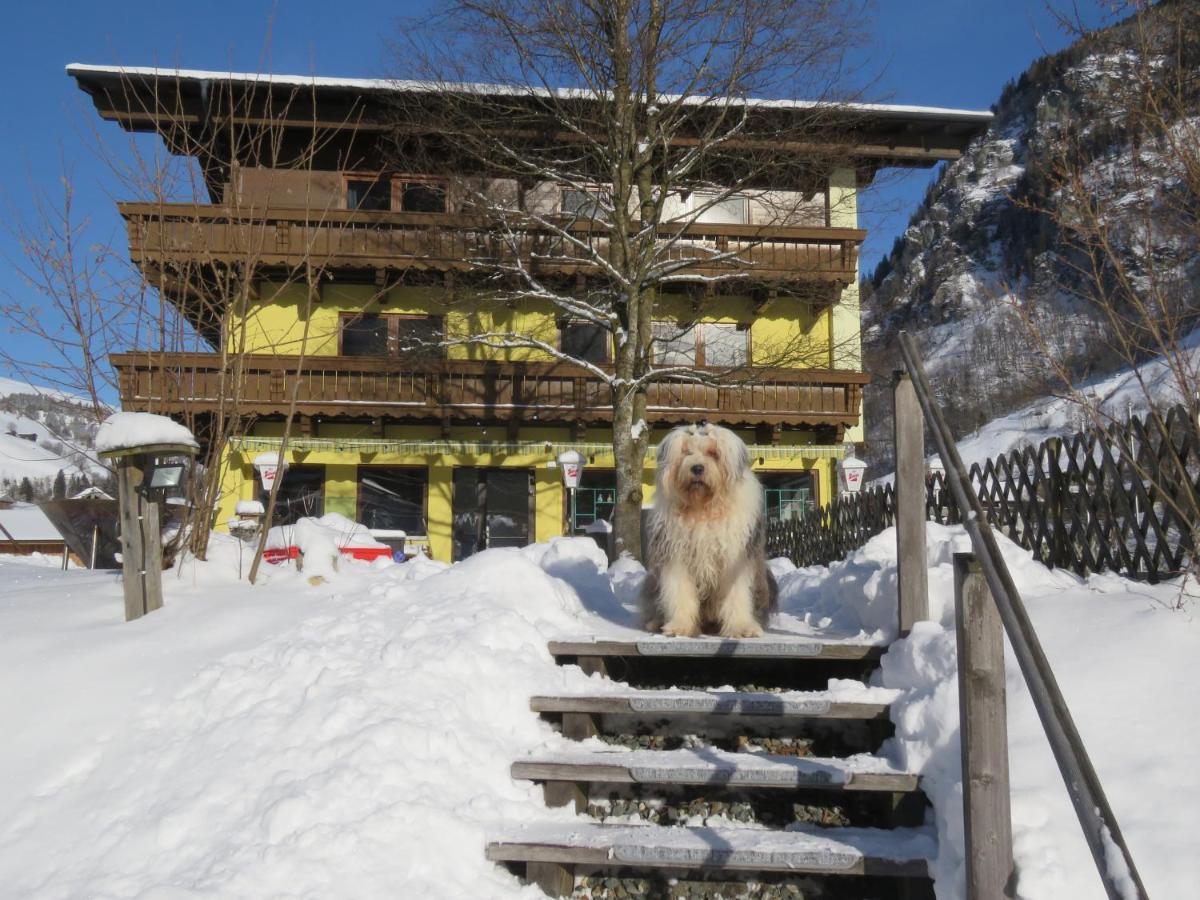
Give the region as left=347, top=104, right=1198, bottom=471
left=954, top=552, right=1016, bottom=898
left=894, top=371, right=929, bottom=634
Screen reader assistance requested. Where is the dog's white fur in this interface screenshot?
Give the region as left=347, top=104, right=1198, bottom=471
left=640, top=423, right=777, bottom=638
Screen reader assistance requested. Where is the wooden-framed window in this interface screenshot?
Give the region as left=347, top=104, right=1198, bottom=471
left=344, top=174, right=448, bottom=213
left=688, top=191, right=748, bottom=224
left=339, top=313, right=445, bottom=359
left=346, top=176, right=392, bottom=211
left=652, top=320, right=749, bottom=367
left=561, top=186, right=612, bottom=221
left=760, top=471, right=817, bottom=523
left=559, top=319, right=611, bottom=364
left=358, top=466, right=429, bottom=538
left=260, top=464, right=325, bottom=526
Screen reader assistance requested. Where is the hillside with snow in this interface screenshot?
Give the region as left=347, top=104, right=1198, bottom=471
left=0, top=529, right=1194, bottom=898
left=0, top=376, right=108, bottom=498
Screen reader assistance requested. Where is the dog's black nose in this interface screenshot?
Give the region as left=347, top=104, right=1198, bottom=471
left=690, top=464, right=705, bottom=476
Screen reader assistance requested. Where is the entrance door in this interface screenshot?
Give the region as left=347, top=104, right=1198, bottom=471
left=451, top=467, right=533, bottom=560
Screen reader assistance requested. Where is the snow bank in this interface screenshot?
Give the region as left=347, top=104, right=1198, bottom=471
left=773, top=524, right=1199, bottom=898
left=0, top=528, right=1195, bottom=898
left=95, top=411, right=198, bottom=454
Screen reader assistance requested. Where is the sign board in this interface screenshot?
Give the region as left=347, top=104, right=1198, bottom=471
left=562, top=463, right=582, bottom=489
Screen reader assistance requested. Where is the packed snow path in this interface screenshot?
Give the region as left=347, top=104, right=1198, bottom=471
left=488, top=634, right=935, bottom=898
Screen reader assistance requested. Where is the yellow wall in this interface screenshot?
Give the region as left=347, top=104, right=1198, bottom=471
left=215, top=424, right=837, bottom=562
left=233, top=282, right=834, bottom=373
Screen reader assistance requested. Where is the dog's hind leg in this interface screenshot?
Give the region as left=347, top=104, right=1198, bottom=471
left=716, top=562, right=764, bottom=638
left=658, top=561, right=702, bottom=637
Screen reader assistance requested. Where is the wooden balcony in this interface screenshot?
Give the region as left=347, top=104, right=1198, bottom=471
left=111, top=352, right=868, bottom=430
left=119, top=203, right=863, bottom=286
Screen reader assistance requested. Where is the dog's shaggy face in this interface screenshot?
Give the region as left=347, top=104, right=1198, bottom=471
left=657, top=423, right=750, bottom=516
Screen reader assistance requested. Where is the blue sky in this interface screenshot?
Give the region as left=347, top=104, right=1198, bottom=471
left=0, top=1, right=1115, bottom=389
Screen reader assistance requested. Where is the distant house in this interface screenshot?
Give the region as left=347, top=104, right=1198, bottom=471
left=0, top=502, right=68, bottom=557
left=71, top=486, right=114, bottom=501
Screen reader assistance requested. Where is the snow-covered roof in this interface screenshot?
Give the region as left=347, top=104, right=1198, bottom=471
left=95, top=412, right=198, bottom=455
left=0, top=504, right=64, bottom=542
left=65, top=63, right=994, bottom=124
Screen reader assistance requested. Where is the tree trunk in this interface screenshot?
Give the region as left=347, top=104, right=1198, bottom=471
left=611, top=384, right=647, bottom=561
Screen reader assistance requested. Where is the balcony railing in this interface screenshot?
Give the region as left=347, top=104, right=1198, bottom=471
left=119, top=203, right=863, bottom=284
left=112, top=352, right=868, bottom=429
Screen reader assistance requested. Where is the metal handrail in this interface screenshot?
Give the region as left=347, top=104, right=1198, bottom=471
left=897, top=331, right=1149, bottom=900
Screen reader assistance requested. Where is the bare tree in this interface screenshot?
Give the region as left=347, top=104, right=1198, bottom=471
left=389, top=0, right=866, bottom=558
left=8, top=68, right=375, bottom=563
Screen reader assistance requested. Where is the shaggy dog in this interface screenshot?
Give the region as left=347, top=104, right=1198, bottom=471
left=640, top=423, right=778, bottom=638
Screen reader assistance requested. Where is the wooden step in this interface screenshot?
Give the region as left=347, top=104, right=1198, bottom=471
left=550, top=634, right=886, bottom=662
left=487, top=821, right=935, bottom=892
left=512, top=746, right=920, bottom=794
left=531, top=687, right=896, bottom=721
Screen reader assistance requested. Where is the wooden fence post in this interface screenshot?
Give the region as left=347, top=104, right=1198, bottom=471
left=954, top=552, right=1016, bottom=899
left=115, top=457, right=164, bottom=622
left=894, top=371, right=929, bottom=635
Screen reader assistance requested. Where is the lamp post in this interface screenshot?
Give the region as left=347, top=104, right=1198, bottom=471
left=99, top=441, right=197, bottom=622
left=557, top=450, right=585, bottom=535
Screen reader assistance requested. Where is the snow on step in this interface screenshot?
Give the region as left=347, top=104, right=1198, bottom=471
left=486, top=822, right=935, bottom=877
left=549, top=634, right=886, bottom=661
left=513, top=746, right=919, bottom=792
left=531, top=684, right=898, bottom=719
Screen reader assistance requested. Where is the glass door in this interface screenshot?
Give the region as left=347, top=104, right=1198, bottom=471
left=451, top=468, right=533, bottom=560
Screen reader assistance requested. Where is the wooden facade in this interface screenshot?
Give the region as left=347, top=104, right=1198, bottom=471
left=112, top=352, right=868, bottom=429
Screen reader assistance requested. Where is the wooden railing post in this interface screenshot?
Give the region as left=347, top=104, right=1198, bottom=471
left=894, top=371, right=929, bottom=635
left=954, top=552, right=1016, bottom=899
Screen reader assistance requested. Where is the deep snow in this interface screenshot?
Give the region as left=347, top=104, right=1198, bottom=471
left=0, top=527, right=1195, bottom=898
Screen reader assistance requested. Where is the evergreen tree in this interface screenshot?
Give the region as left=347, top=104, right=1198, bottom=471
left=52, top=469, right=66, bottom=499
left=18, top=477, right=33, bottom=502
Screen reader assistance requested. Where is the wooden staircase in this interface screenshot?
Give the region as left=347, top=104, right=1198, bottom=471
left=487, top=635, right=934, bottom=898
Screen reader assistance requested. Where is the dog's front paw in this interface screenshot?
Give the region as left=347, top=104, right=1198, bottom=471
left=661, top=619, right=701, bottom=638
left=719, top=622, right=764, bottom=639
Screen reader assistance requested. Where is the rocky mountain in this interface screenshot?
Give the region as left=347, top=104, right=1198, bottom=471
left=862, top=2, right=1200, bottom=471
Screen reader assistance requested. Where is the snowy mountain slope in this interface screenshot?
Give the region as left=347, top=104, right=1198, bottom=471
left=862, top=4, right=1200, bottom=469
left=0, top=532, right=1195, bottom=898
left=0, top=376, right=107, bottom=492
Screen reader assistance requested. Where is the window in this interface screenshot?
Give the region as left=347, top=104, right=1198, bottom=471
left=345, top=175, right=449, bottom=213
left=347, top=177, right=391, bottom=211
left=400, top=181, right=447, bottom=213
left=690, top=192, right=748, bottom=224
left=342, top=314, right=389, bottom=357
left=652, top=321, right=697, bottom=366
left=571, top=469, right=616, bottom=534
left=560, top=320, right=610, bottom=364
left=340, top=314, right=444, bottom=359
left=358, top=467, right=428, bottom=538
left=261, top=465, right=325, bottom=526
left=561, top=187, right=611, bottom=221
left=700, top=323, right=748, bottom=367
left=760, top=472, right=815, bottom=523
left=652, top=321, right=749, bottom=367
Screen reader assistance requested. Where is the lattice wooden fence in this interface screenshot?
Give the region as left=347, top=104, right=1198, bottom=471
left=767, top=404, right=1200, bottom=582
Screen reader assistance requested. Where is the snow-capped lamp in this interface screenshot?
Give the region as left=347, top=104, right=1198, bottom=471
left=927, top=456, right=946, bottom=482
left=838, top=445, right=867, bottom=494
left=95, top=411, right=199, bottom=623
left=254, top=452, right=288, bottom=492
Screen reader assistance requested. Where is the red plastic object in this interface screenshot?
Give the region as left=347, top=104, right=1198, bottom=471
left=261, top=545, right=393, bottom=565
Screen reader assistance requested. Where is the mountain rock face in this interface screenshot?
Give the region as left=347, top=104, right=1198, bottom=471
left=863, top=3, right=1200, bottom=470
